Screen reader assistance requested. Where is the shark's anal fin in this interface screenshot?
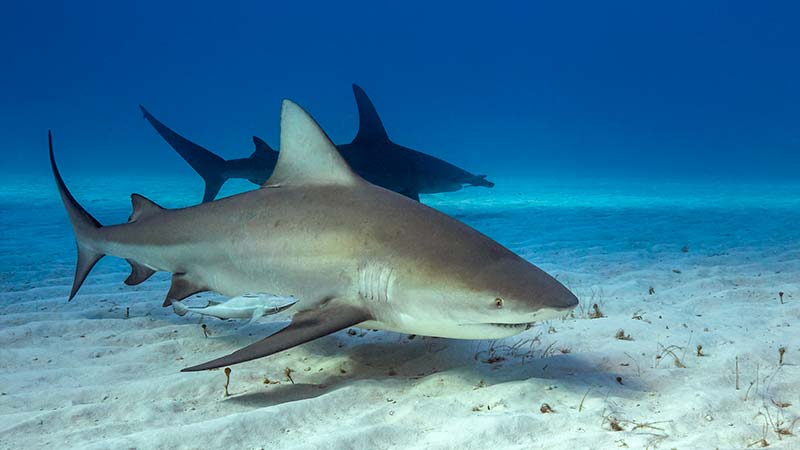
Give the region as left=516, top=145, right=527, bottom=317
left=163, top=274, right=208, bottom=307
left=124, top=259, right=156, bottom=286
left=181, top=303, right=370, bottom=372
left=128, top=194, right=164, bottom=222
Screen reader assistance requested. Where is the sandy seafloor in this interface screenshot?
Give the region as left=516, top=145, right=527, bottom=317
left=1, top=174, right=799, bottom=450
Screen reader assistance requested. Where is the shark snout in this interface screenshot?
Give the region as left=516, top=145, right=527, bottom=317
left=469, top=174, right=495, bottom=188
left=546, top=285, right=579, bottom=312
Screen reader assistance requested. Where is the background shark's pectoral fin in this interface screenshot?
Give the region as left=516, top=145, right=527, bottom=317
left=181, top=303, right=370, bottom=372
left=163, top=274, right=207, bottom=307
left=124, top=259, right=156, bottom=286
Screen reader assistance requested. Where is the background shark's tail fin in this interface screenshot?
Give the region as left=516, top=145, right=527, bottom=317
left=49, top=131, right=106, bottom=300
left=139, top=105, right=228, bottom=202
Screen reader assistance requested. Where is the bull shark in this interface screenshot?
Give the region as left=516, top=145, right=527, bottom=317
left=51, top=99, right=577, bottom=372
left=140, top=84, right=494, bottom=202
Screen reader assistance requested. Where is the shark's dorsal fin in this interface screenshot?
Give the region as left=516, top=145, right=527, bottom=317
left=128, top=194, right=164, bottom=222
left=264, top=100, right=361, bottom=187
left=250, top=136, right=275, bottom=158
left=351, top=84, right=389, bottom=144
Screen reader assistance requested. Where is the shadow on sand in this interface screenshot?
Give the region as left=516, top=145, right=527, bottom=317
left=222, top=332, right=650, bottom=407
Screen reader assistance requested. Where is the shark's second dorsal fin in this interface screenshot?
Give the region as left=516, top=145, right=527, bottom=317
left=351, top=84, right=389, bottom=144
left=264, top=100, right=361, bottom=188
left=128, top=194, right=164, bottom=222
left=250, top=136, right=275, bottom=158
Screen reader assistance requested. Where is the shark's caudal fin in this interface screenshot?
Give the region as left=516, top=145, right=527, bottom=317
left=351, top=84, right=390, bottom=144
left=139, top=105, right=228, bottom=202
left=49, top=131, right=105, bottom=300
left=182, top=304, right=370, bottom=371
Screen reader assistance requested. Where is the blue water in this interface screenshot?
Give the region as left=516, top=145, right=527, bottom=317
left=2, top=2, right=800, bottom=180
left=3, top=2, right=800, bottom=448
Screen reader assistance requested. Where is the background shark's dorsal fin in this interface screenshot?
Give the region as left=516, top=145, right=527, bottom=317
left=264, top=100, right=361, bottom=187
left=351, top=84, right=390, bottom=144
left=128, top=193, right=164, bottom=223
left=250, top=136, right=275, bottom=158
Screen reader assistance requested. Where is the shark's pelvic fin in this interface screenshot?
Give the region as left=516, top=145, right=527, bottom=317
left=182, top=303, right=371, bottom=371
left=263, top=100, right=362, bottom=188
left=124, top=259, right=156, bottom=286
left=139, top=105, right=228, bottom=203
left=49, top=131, right=105, bottom=301
left=163, top=274, right=208, bottom=307
left=351, top=84, right=390, bottom=144
left=128, top=193, right=164, bottom=222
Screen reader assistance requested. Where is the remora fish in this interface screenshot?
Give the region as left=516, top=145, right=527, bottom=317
left=50, top=99, right=577, bottom=372
left=172, top=294, right=297, bottom=322
left=140, top=84, right=493, bottom=202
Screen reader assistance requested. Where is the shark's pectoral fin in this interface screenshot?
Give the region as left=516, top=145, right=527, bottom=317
left=181, top=303, right=370, bottom=372
left=163, top=274, right=208, bottom=307
left=124, top=259, right=156, bottom=286
left=248, top=308, right=265, bottom=324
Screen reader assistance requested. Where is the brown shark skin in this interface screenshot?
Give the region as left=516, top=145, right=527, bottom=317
left=98, top=181, right=572, bottom=319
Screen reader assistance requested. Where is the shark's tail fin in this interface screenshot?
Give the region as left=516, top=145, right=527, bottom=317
left=139, top=105, right=228, bottom=202
left=49, top=131, right=106, bottom=300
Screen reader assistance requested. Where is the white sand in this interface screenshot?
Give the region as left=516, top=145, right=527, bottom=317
left=1, top=175, right=799, bottom=449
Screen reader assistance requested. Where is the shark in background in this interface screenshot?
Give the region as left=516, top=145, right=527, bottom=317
left=140, top=84, right=494, bottom=202
left=51, top=99, right=576, bottom=372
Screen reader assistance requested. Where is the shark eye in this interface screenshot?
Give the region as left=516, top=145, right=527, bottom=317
left=495, top=297, right=504, bottom=308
